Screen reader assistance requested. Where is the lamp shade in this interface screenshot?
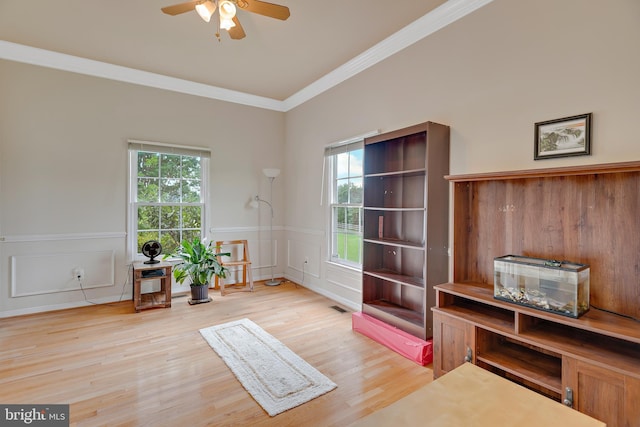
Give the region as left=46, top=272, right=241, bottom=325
left=263, top=168, right=281, bottom=178
left=195, top=1, right=216, bottom=22
left=218, top=1, right=236, bottom=19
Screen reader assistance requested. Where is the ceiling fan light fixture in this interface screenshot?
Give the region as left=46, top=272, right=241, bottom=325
left=161, top=0, right=289, bottom=41
left=195, top=0, right=216, bottom=22
left=218, top=0, right=237, bottom=31
left=218, top=1, right=237, bottom=20
left=220, top=17, right=236, bottom=30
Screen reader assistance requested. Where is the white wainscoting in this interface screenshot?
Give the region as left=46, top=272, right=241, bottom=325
left=284, top=227, right=362, bottom=311
left=318, top=261, right=362, bottom=311
left=0, top=227, right=365, bottom=315
left=0, top=232, right=127, bottom=317
left=11, top=250, right=115, bottom=297
left=287, top=239, right=321, bottom=279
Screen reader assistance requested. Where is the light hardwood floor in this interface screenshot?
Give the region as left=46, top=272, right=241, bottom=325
left=0, top=280, right=434, bottom=426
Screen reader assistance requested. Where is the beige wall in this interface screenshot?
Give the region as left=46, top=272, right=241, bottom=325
left=0, top=60, right=285, bottom=315
left=283, top=0, right=640, bottom=308
left=2, top=0, right=639, bottom=315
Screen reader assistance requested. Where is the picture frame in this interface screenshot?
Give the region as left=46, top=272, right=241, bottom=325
left=534, top=113, right=592, bottom=160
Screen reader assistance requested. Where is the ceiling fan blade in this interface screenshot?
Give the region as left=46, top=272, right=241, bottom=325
left=228, top=16, right=246, bottom=39
left=161, top=0, right=199, bottom=15
left=237, top=0, right=290, bottom=20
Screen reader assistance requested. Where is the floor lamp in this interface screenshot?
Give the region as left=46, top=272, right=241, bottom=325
left=250, top=168, right=281, bottom=286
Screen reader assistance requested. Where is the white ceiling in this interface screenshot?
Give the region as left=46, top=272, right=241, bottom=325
left=0, top=0, right=492, bottom=111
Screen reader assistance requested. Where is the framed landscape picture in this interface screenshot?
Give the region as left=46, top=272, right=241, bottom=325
left=534, top=113, right=592, bottom=160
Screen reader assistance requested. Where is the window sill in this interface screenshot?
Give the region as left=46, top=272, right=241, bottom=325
left=325, top=260, right=362, bottom=273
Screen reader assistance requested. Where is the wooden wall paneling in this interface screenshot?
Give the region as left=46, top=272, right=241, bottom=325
left=437, top=162, right=640, bottom=426
left=451, top=167, right=640, bottom=319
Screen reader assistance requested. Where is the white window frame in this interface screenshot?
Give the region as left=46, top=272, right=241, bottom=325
left=127, top=140, right=210, bottom=262
left=324, top=131, right=377, bottom=268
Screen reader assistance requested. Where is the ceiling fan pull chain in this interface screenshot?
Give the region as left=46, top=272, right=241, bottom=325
left=215, top=0, right=222, bottom=42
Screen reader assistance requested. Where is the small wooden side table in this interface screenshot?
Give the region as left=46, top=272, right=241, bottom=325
left=132, top=261, right=172, bottom=312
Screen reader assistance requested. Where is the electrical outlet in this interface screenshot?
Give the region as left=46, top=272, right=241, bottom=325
left=72, top=267, right=85, bottom=281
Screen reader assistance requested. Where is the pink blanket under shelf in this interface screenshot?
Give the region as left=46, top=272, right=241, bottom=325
left=352, top=311, right=433, bottom=366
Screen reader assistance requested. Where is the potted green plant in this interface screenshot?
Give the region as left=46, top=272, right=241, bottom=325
left=164, top=237, right=230, bottom=303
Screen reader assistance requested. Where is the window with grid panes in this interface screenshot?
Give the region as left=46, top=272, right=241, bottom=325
left=326, top=140, right=364, bottom=267
left=128, top=141, right=209, bottom=259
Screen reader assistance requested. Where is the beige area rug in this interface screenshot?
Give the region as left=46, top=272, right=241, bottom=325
left=199, top=318, right=337, bottom=416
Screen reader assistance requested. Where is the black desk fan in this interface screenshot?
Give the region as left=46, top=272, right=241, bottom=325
left=141, top=240, right=162, bottom=264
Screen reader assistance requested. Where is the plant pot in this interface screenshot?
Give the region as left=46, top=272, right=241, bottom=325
left=190, top=284, right=210, bottom=303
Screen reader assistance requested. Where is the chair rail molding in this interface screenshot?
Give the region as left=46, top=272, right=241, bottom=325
left=1, top=231, right=126, bottom=243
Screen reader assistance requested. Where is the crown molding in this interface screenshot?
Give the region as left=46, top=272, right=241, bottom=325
left=282, top=0, right=494, bottom=111
left=0, top=40, right=286, bottom=111
left=0, top=0, right=492, bottom=113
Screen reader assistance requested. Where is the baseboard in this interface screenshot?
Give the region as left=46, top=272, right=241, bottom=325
left=292, top=279, right=360, bottom=312
left=0, top=295, right=131, bottom=318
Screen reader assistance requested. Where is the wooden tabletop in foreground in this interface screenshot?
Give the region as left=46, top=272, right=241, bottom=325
left=350, top=362, right=606, bottom=427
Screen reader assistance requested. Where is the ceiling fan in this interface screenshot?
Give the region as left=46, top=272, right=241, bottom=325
left=161, top=0, right=290, bottom=41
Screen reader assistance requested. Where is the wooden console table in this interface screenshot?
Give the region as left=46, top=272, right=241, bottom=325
left=350, top=363, right=605, bottom=426
left=132, top=262, right=172, bottom=312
